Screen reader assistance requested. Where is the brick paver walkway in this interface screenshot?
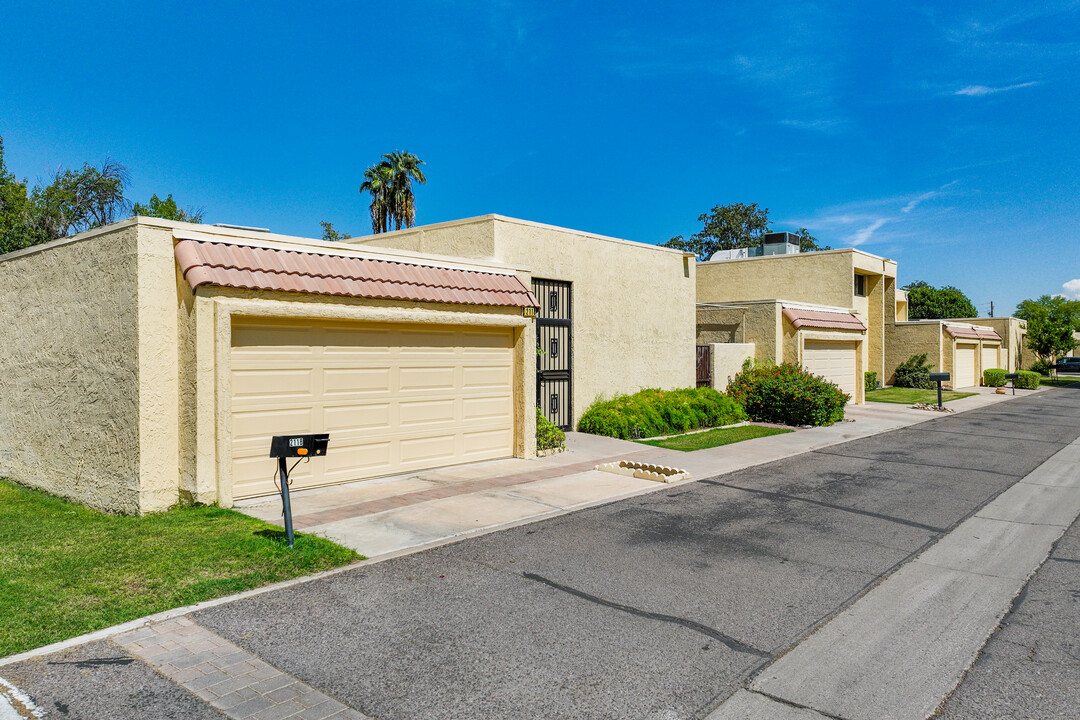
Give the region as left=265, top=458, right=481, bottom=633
left=114, top=617, right=369, bottom=720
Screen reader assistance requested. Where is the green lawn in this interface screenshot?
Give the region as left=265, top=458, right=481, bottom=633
left=0, top=479, right=360, bottom=658
left=1043, top=376, right=1078, bottom=387
left=866, top=387, right=977, bottom=404
left=637, top=424, right=793, bottom=451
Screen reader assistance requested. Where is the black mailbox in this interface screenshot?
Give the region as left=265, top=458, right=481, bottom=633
left=269, top=433, right=329, bottom=459
left=268, top=433, right=330, bottom=549
left=1004, top=373, right=1019, bottom=380
left=929, top=372, right=950, bottom=383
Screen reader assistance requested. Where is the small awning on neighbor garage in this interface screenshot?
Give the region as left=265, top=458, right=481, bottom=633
left=174, top=238, right=540, bottom=500
left=782, top=307, right=867, bottom=331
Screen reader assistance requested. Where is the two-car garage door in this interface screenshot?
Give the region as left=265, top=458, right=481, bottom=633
left=803, top=340, right=858, bottom=399
left=230, top=319, right=515, bottom=499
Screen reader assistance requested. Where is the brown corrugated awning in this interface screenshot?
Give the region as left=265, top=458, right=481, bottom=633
left=782, top=307, right=867, bottom=331
left=945, top=324, right=1002, bottom=341
left=174, top=239, right=539, bottom=309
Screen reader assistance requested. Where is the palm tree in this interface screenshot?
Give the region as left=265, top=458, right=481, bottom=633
left=359, top=163, right=393, bottom=234
left=359, top=151, right=426, bottom=234
left=383, top=151, right=426, bottom=230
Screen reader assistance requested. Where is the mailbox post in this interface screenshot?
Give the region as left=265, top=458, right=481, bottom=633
left=928, top=372, right=950, bottom=409
left=1005, top=373, right=1019, bottom=396
left=269, top=434, right=330, bottom=548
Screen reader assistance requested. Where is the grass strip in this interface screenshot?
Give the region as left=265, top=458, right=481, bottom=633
left=636, top=424, right=792, bottom=452
left=865, top=387, right=976, bottom=404
left=0, top=479, right=360, bottom=657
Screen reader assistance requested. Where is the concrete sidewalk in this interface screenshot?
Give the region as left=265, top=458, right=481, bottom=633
left=238, top=386, right=1042, bottom=559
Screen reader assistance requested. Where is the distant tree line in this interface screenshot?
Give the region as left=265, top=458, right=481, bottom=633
left=0, top=136, right=202, bottom=255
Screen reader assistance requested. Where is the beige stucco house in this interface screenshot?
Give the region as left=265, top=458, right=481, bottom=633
left=695, top=245, right=899, bottom=403
left=0, top=215, right=693, bottom=514
left=886, top=315, right=1026, bottom=387
left=346, top=215, right=697, bottom=428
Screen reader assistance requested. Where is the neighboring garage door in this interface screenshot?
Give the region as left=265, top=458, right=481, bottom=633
left=955, top=344, right=978, bottom=388
left=803, top=340, right=858, bottom=399
left=230, top=319, right=515, bottom=499
left=982, top=344, right=1001, bottom=373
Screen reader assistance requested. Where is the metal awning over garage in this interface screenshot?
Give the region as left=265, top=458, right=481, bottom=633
left=175, top=238, right=539, bottom=309
left=783, top=307, right=867, bottom=331
left=944, top=324, right=1002, bottom=341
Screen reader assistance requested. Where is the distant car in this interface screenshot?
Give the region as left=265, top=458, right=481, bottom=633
left=1054, top=357, right=1080, bottom=373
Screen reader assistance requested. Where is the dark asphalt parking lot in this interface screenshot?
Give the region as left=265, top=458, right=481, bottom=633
left=7, top=387, right=1080, bottom=720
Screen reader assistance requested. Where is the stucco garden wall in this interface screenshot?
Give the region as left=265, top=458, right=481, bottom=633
left=491, top=219, right=694, bottom=424
left=886, top=322, right=944, bottom=385
left=0, top=225, right=143, bottom=513
left=710, top=343, right=754, bottom=393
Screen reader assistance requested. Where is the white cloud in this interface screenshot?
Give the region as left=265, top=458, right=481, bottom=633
left=955, top=81, right=1039, bottom=96
left=1063, top=279, right=1080, bottom=300
left=848, top=218, right=891, bottom=246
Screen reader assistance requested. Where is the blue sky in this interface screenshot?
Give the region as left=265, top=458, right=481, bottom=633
left=2, top=1, right=1077, bottom=314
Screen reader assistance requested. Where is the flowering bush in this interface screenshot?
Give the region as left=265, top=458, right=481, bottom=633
left=577, top=387, right=746, bottom=439
left=726, top=362, right=849, bottom=426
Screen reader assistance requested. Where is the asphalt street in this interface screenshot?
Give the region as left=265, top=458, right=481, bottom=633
left=4, top=386, right=1079, bottom=720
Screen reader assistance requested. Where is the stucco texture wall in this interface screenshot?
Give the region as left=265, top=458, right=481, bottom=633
left=0, top=226, right=142, bottom=513
left=491, top=220, right=695, bottom=424
left=886, top=323, right=944, bottom=385
left=355, top=216, right=696, bottom=426
left=696, top=251, right=854, bottom=308
left=710, top=343, right=754, bottom=392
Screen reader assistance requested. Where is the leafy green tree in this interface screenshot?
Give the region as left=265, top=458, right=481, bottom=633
left=359, top=151, right=427, bottom=234
left=31, top=160, right=130, bottom=239
left=1, top=137, right=131, bottom=254
left=903, top=281, right=978, bottom=319
left=663, top=203, right=829, bottom=260
left=1015, top=295, right=1080, bottom=361
left=319, top=221, right=351, bottom=241
left=0, top=138, right=44, bottom=254
left=132, top=193, right=203, bottom=223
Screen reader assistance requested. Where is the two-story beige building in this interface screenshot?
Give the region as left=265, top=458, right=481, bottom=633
left=696, top=242, right=899, bottom=403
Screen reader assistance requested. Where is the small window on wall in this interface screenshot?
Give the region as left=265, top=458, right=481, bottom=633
left=854, top=273, right=867, bottom=297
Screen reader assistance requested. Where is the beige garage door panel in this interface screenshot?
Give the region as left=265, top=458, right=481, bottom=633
left=955, top=344, right=977, bottom=388
left=230, top=320, right=515, bottom=499
left=982, top=344, right=1000, bottom=373
left=803, top=340, right=858, bottom=399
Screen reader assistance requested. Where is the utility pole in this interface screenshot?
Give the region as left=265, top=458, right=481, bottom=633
left=990, top=301, right=994, bottom=318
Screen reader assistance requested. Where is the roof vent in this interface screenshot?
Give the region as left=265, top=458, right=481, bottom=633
left=212, top=223, right=271, bottom=233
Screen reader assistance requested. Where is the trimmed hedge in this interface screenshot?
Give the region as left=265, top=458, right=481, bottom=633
left=983, top=368, right=1007, bottom=387
left=894, top=353, right=935, bottom=389
left=864, top=371, right=878, bottom=393
left=727, top=362, right=849, bottom=427
left=1015, top=370, right=1041, bottom=389
left=536, top=407, right=566, bottom=452
left=577, top=387, right=746, bottom=440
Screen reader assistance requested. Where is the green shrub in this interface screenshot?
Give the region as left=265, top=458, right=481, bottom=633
left=1014, top=370, right=1041, bottom=389
left=726, top=362, right=849, bottom=426
left=577, top=387, right=746, bottom=440
left=983, top=368, right=1007, bottom=387
left=864, top=371, right=878, bottom=393
left=893, top=353, right=935, bottom=389
left=1031, top=359, right=1053, bottom=376
left=536, top=407, right=566, bottom=452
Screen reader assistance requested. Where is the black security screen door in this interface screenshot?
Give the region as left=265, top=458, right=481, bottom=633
left=533, top=278, right=572, bottom=430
